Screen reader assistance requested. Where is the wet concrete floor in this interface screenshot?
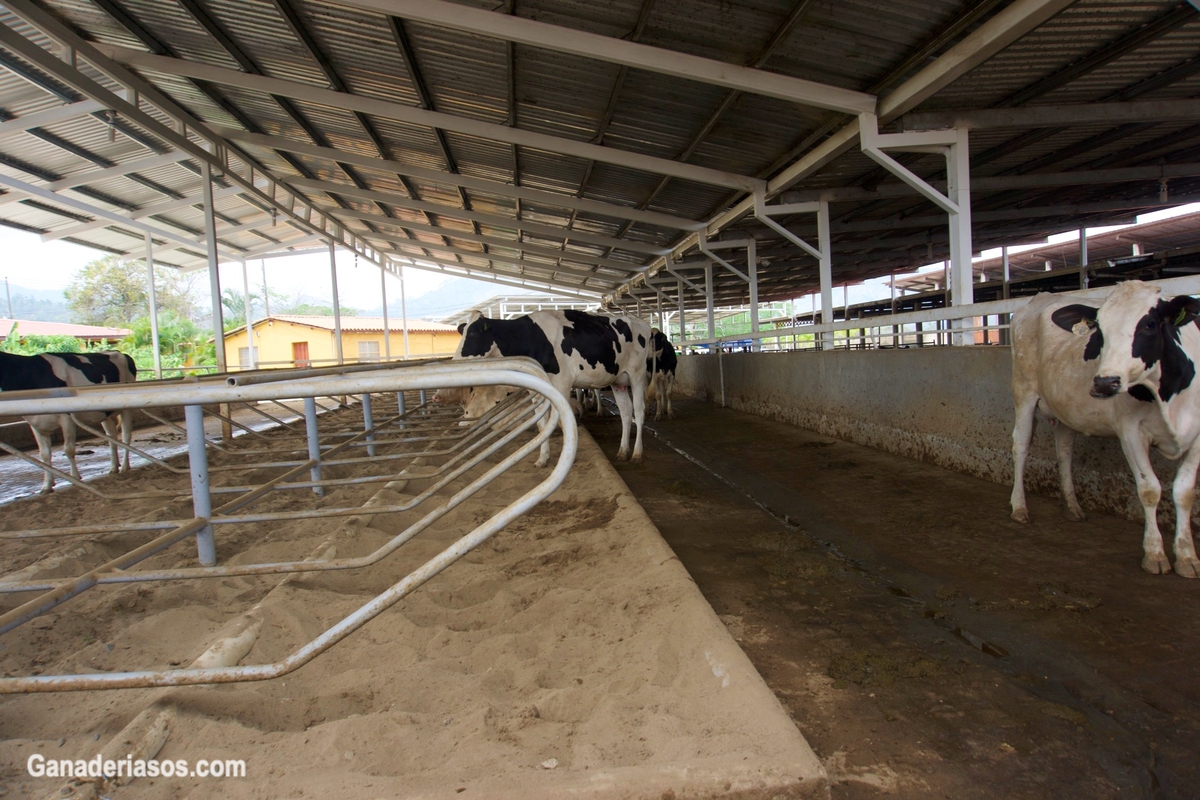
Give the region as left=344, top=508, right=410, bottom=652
left=583, top=398, right=1200, bottom=799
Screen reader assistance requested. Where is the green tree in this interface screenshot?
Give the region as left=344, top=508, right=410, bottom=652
left=65, top=255, right=201, bottom=327
left=0, top=325, right=84, bottom=356
left=276, top=296, right=358, bottom=317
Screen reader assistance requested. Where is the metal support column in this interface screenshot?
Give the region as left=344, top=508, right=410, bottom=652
left=240, top=259, right=256, bottom=369
left=144, top=232, right=162, bottom=379
left=185, top=404, right=216, bottom=566
left=1000, top=245, right=1011, bottom=346
left=677, top=278, right=686, bottom=344
left=361, top=392, right=376, bottom=457
left=304, top=396, right=323, bottom=497
left=747, top=239, right=759, bottom=352
left=381, top=266, right=391, bottom=361
left=704, top=261, right=715, bottom=342
left=817, top=202, right=833, bottom=350
left=946, top=126, right=974, bottom=345
left=201, top=160, right=225, bottom=373
left=329, top=241, right=344, bottom=366
left=399, top=265, right=410, bottom=359
left=1079, top=228, right=1089, bottom=289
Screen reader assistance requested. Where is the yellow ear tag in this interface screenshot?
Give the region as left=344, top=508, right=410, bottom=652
left=1175, top=307, right=1188, bottom=326
left=1071, top=321, right=1092, bottom=336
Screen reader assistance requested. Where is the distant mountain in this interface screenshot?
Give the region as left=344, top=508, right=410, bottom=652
left=1, top=283, right=71, bottom=322
left=360, top=278, right=519, bottom=322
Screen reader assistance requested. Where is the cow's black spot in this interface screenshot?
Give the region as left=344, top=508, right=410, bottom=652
left=1083, top=328, right=1103, bottom=361
left=1129, top=384, right=1156, bottom=403
left=637, top=334, right=646, bottom=348
left=646, top=330, right=678, bottom=376
left=1051, top=304, right=1098, bottom=333
left=0, top=352, right=68, bottom=392
left=58, top=353, right=120, bottom=384
left=1127, top=297, right=1199, bottom=402
left=459, top=315, right=560, bottom=374
left=561, top=310, right=621, bottom=375
left=611, top=318, right=634, bottom=343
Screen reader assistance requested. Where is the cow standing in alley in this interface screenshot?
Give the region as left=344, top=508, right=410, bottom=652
left=1010, top=283, right=1200, bottom=577
left=454, top=310, right=652, bottom=466
left=646, top=328, right=677, bottom=421
left=0, top=350, right=137, bottom=493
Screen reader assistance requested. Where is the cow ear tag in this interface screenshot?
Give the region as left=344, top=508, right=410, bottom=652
left=1175, top=307, right=1189, bottom=327
left=1071, top=319, right=1095, bottom=336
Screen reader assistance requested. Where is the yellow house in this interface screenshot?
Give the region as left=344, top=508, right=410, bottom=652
left=223, top=315, right=461, bottom=370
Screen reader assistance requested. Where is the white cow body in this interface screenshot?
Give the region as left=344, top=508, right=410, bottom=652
left=454, top=310, right=652, bottom=466
left=1010, top=285, right=1200, bottom=577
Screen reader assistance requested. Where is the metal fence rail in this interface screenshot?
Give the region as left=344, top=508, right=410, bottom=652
left=0, top=356, right=576, bottom=693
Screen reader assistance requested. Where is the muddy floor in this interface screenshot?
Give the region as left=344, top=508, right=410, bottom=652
left=584, top=398, right=1200, bottom=800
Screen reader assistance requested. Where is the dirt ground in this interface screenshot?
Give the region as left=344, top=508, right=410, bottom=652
left=0, top=399, right=823, bottom=799
left=584, top=398, right=1200, bottom=800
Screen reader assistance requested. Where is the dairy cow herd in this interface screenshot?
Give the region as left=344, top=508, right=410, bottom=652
left=2, top=282, right=1199, bottom=577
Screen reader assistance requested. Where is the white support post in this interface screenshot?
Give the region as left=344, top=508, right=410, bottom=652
left=381, top=266, right=391, bottom=361
left=677, top=278, right=686, bottom=343
left=144, top=233, right=162, bottom=380
left=399, top=265, right=410, bottom=359
left=859, top=112, right=974, bottom=345
left=1079, top=228, right=1089, bottom=289
left=240, top=259, right=256, bottom=369
left=704, top=260, right=715, bottom=342
left=656, top=291, right=663, bottom=333
left=329, top=241, right=344, bottom=366
left=818, top=201, right=833, bottom=350
left=201, top=161, right=226, bottom=372
left=748, top=239, right=759, bottom=352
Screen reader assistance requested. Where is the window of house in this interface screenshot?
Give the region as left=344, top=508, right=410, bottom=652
left=358, top=340, right=381, bottom=362
left=238, top=347, right=251, bottom=369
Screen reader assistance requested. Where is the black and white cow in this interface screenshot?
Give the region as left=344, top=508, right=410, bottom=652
left=454, top=309, right=652, bottom=466
left=1010, top=283, right=1200, bottom=577
left=0, top=350, right=137, bottom=493
left=645, top=328, right=677, bottom=421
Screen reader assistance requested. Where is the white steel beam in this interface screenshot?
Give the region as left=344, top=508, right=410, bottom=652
left=902, top=98, right=1200, bottom=131
left=44, top=152, right=194, bottom=192
left=306, top=185, right=667, bottom=256
left=0, top=99, right=105, bottom=140
left=376, top=236, right=619, bottom=285
left=328, top=0, right=876, bottom=115
left=202, top=161, right=226, bottom=372
left=389, top=252, right=602, bottom=301
left=215, top=128, right=705, bottom=232
left=97, top=45, right=762, bottom=192
left=607, top=0, right=1076, bottom=303
left=39, top=185, right=246, bottom=243
left=325, top=209, right=643, bottom=273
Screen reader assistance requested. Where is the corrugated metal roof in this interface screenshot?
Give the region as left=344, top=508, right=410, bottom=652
left=0, top=0, right=1195, bottom=309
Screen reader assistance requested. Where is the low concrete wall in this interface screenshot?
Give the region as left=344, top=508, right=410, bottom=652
left=0, top=405, right=187, bottom=451
left=676, top=348, right=1188, bottom=523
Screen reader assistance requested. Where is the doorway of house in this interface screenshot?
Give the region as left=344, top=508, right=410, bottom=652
left=292, top=341, right=310, bottom=368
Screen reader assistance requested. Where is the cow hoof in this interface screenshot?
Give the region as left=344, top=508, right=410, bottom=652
left=1174, top=557, right=1200, bottom=579
left=667, top=411, right=675, bottom=419
left=39, top=487, right=54, bottom=495
left=1064, top=506, right=1087, bottom=522
left=615, top=451, right=628, bottom=462
left=534, top=458, right=549, bottom=468
left=1011, top=507, right=1031, bottom=524
left=632, top=453, right=643, bottom=464
left=1142, top=553, right=1173, bottom=575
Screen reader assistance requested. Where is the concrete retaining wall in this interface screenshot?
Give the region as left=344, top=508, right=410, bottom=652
left=676, top=347, right=1188, bottom=523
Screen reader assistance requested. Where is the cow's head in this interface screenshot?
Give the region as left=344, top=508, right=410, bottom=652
left=461, top=385, right=515, bottom=421
left=1088, top=281, right=1200, bottom=401
left=455, top=311, right=498, bottom=359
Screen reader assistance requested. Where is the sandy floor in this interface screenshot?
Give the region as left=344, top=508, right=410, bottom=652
left=0, top=402, right=824, bottom=799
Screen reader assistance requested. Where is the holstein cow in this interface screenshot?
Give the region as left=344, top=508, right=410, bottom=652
left=454, top=309, right=652, bottom=466
left=0, top=350, right=137, bottom=493
left=645, top=328, right=677, bottom=421
left=1010, top=283, right=1200, bottom=577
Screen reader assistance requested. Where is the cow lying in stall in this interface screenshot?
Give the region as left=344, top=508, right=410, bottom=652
left=646, top=328, right=677, bottom=421
left=451, top=309, right=652, bottom=466
left=0, top=350, right=137, bottom=493
left=1010, top=283, right=1200, bottom=577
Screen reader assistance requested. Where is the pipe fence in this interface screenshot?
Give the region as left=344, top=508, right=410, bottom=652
left=0, top=356, right=576, bottom=693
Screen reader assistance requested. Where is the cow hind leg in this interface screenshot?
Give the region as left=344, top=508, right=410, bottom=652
left=119, top=409, right=133, bottom=472
left=1010, top=393, right=1039, bottom=523
left=1169, top=445, right=1200, bottom=578
left=611, top=384, right=633, bottom=461
left=630, top=377, right=646, bottom=463
left=1117, top=428, right=1170, bottom=574
left=1051, top=421, right=1086, bottom=521
left=664, top=374, right=675, bottom=419
left=62, top=417, right=81, bottom=481
left=30, top=424, right=55, bottom=494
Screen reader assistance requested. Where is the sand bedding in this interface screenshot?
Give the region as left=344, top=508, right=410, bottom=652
left=0, top=402, right=823, bottom=799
